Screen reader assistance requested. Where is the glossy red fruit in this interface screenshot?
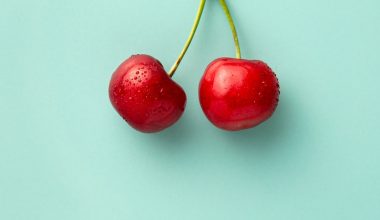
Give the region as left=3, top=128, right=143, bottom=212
left=199, top=57, right=279, bottom=131
left=109, top=54, right=186, bottom=133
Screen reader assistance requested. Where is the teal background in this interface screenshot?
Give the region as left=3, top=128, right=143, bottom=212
left=1, top=0, right=380, bottom=219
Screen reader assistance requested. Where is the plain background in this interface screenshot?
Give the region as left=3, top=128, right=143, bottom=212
left=1, top=0, right=380, bottom=219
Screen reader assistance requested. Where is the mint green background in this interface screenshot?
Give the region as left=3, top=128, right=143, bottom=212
left=1, top=0, right=380, bottom=219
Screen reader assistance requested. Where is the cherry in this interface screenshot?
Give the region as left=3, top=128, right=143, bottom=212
left=109, top=55, right=186, bottom=133
left=199, top=58, right=279, bottom=131
left=198, top=0, right=280, bottom=131
left=109, top=0, right=206, bottom=133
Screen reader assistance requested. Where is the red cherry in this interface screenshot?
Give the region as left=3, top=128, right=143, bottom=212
left=199, top=57, right=280, bottom=131
left=109, top=54, right=186, bottom=133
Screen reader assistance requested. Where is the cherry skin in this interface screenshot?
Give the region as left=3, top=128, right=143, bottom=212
left=199, top=57, right=279, bottom=131
left=109, top=54, right=186, bottom=133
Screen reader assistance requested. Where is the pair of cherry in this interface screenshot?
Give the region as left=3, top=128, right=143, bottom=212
left=109, top=0, right=280, bottom=133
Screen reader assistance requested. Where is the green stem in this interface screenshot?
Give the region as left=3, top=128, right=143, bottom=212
left=219, top=0, right=241, bottom=59
left=168, top=0, right=206, bottom=77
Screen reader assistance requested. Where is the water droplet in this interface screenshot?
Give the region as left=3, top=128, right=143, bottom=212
left=128, top=97, right=132, bottom=100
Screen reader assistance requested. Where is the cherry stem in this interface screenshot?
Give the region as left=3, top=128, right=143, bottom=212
left=219, top=0, right=241, bottom=59
left=168, top=0, right=206, bottom=77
